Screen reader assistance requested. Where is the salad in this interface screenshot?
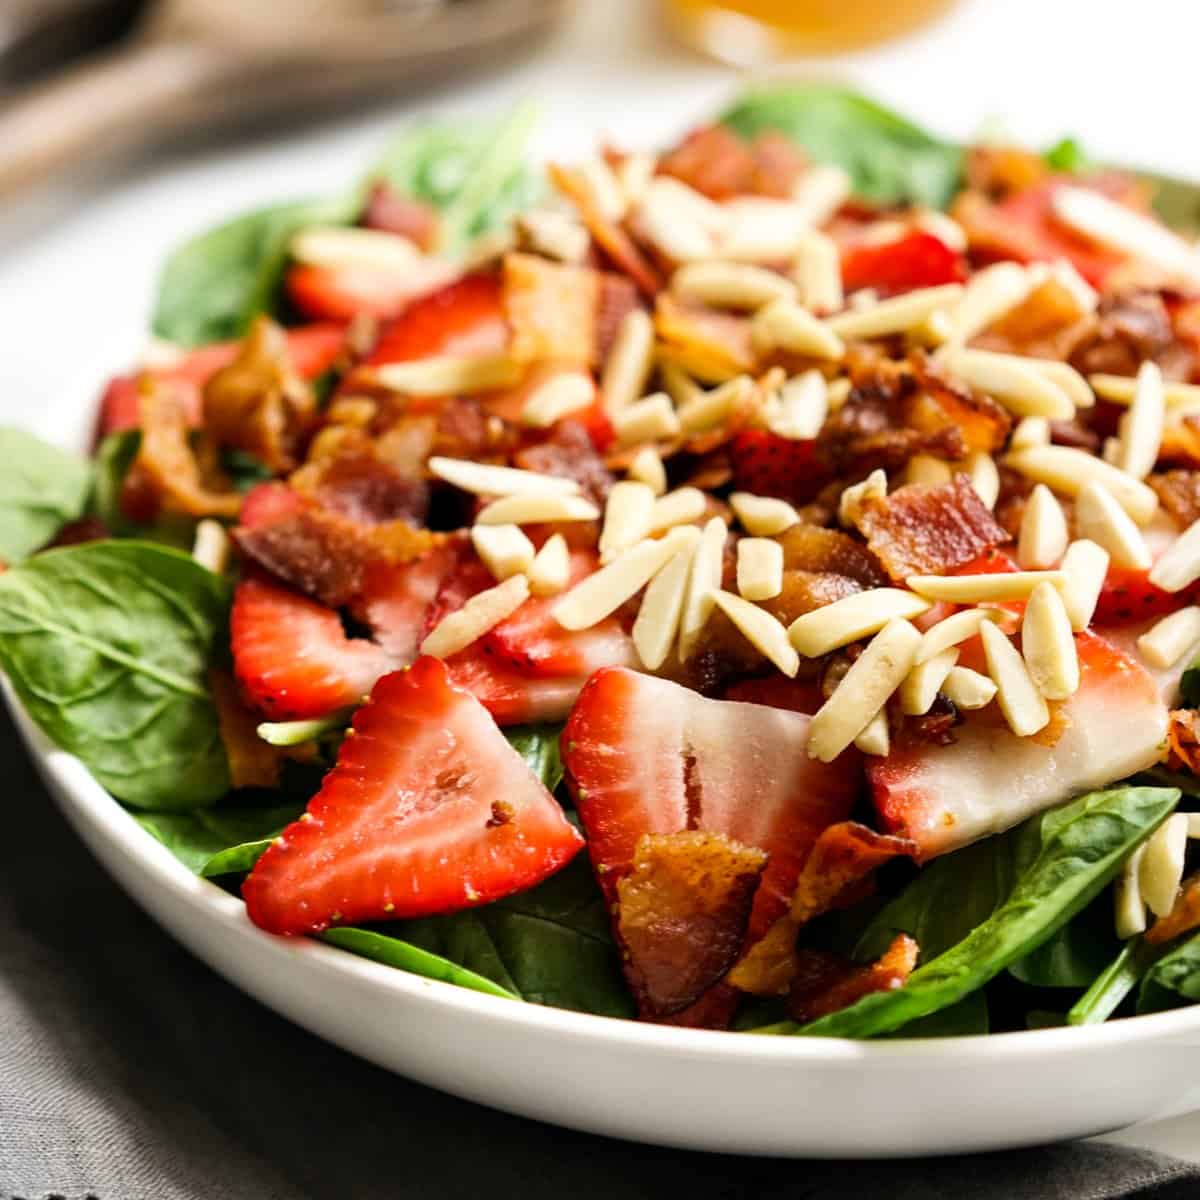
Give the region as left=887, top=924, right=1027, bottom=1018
left=5, top=85, right=1200, bottom=1038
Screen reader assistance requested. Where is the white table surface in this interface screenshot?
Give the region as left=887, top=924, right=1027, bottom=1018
left=1, top=0, right=1198, bottom=1163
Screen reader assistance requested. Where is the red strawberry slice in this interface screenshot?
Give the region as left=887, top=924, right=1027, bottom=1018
left=840, top=230, right=967, bottom=297
left=870, top=629, right=1168, bottom=860
left=285, top=260, right=458, bottom=323
left=485, top=549, right=637, bottom=677
left=366, top=273, right=509, bottom=366
left=563, top=668, right=861, bottom=941
left=444, top=646, right=588, bottom=726
left=728, top=430, right=828, bottom=503
left=243, top=656, right=584, bottom=935
left=231, top=575, right=398, bottom=720
left=238, top=481, right=306, bottom=530
left=1094, top=565, right=1200, bottom=625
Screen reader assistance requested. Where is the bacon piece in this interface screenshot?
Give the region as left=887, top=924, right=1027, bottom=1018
left=296, top=443, right=431, bottom=527
left=361, top=182, right=439, bottom=251
left=210, top=668, right=290, bottom=789
left=856, top=475, right=1011, bottom=582
left=1167, top=709, right=1200, bottom=775
left=912, top=356, right=1013, bottom=453
left=1069, top=292, right=1189, bottom=380
left=775, top=524, right=888, bottom=585
left=503, top=253, right=598, bottom=366
left=1146, top=873, right=1200, bottom=946
left=616, top=831, right=767, bottom=1018
left=750, top=132, right=808, bottom=198
left=514, top=419, right=615, bottom=505
left=594, top=272, right=641, bottom=362
left=658, top=124, right=758, bottom=200
left=972, top=278, right=1095, bottom=362
left=788, top=934, right=919, bottom=1023
left=1151, top=471, right=1200, bottom=529
left=655, top=295, right=756, bottom=381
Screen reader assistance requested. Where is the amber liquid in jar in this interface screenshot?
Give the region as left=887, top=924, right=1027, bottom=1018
left=663, top=0, right=959, bottom=59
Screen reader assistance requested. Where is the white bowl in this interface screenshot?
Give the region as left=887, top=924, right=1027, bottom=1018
left=8, top=684, right=1200, bottom=1156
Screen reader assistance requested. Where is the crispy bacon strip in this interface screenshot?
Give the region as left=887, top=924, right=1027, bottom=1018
left=788, top=934, right=919, bottom=1023
left=210, top=668, right=292, bottom=789
left=1147, top=872, right=1200, bottom=946
left=972, top=278, right=1095, bottom=363
left=503, top=253, right=599, bottom=366
left=655, top=295, right=756, bottom=382
left=1167, top=709, right=1200, bottom=775
left=1151, top=471, right=1200, bottom=530
left=658, top=124, right=759, bottom=200
left=856, top=475, right=1011, bottom=582
left=616, top=830, right=767, bottom=1018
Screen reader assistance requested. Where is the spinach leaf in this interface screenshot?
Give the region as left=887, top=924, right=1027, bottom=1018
left=0, top=427, right=92, bottom=564
left=1138, top=930, right=1200, bottom=1014
left=137, top=803, right=302, bottom=874
left=1044, top=137, right=1090, bottom=173
left=887, top=991, right=989, bottom=1038
left=321, top=928, right=516, bottom=1001
left=1008, top=891, right=1121, bottom=989
left=785, top=786, right=1177, bottom=1038
left=0, top=541, right=232, bottom=808
left=505, top=723, right=564, bottom=793
left=1179, top=652, right=1200, bottom=710
left=396, top=854, right=632, bottom=1017
left=720, top=84, right=963, bottom=209
left=1068, top=938, right=1161, bottom=1025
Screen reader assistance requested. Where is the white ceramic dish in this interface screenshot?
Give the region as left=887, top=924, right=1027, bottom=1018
left=8, top=687, right=1200, bottom=1156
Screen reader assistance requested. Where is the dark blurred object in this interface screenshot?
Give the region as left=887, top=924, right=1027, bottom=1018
left=0, top=0, right=143, bottom=86
left=0, top=0, right=567, bottom=198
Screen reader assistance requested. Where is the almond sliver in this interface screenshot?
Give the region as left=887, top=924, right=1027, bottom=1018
left=1010, top=416, right=1051, bottom=451
left=1137, top=606, right=1200, bottom=670
left=767, top=370, right=828, bottom=440
left=421, top=574, right=530, bottom=659
left=600, top=481, right=656, bottom=564
left=838, top=469, right=888, bottom=529
left=964, top=450, right=1000, bottom=510
left=736, top=538, right=784, bottom=601
left=648, top=487, right=707, bottom=534
left=1005, top=444, right=1158, bottom=525
left=730, top=492, right=799, bottom=537
left=899, top=647, right=959, bottom=716
left=1140, top=813, right=1189, bottom=917
left=291, top=226, right=421, bottom=271
left=1148, top=517, right=1200, bottom=594
left=791, top=230, right=843, bottom=314
left=528, top=533, right=570, bottom=596
left=916, top=608, right=1000, bottom=663
left=907, top=570, right=1066, bottom=604
left=751, top=299, right=844, bottom=360
left=1074, top=480, right=1152, bottom=570
left=980, top=620, right=1049, bottom=737
left=677, top=375, right=754, bottom=435
left=671, top=260, right=795, bottom=310
left=791, top=164, right=852, bottom=226
left=626, top=445, right=667, bottom=495
left=429, top=457, right=580, bottom=498
left=475, top=494, right=600, bottom=525
left=612, top=392, right=681, bottom=447
left=471, top=523, right=536, bottom=582
left=825, top=284, right=964, bottom=341
left=1090, top=373, right=1200, bottom=409
left=1060, top=539, right=1110, bottom=631
left=191, top=519, right=230, bottom=575
left=941, top=665, right=997, bottom=710
left=375, top=355, right=521, bottom=396
left=713, top=590, right=799, bottom=676
left=938, top=347, right=1074, bottom=420
left=1017, top=484, right=1069, bottom=569
left=522, top=371, right=595, bottom=427
left=678, top=516, right=728, bottom=659
left=943, top=262, right=1036, bottom=344
left=1115, top=843, right=1149, bottom=940
left=601, top=309, right=656, bottom=415
left=632, top=529, right=700, bottom=670
left=808, top=619, right=923, bottom=762
left=789, top=588, right=931, bottom=658
left=853, top=709, right=891, bottom=757
left=1021, top=581, right=1079, bottom=701
left=1117, top=361, right=1166, bottom=481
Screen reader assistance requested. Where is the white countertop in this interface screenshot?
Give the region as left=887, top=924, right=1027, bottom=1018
left=0, top=0, right=1197, bottom=1162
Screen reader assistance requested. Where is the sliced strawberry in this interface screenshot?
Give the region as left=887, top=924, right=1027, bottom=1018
left=444, top=645, right=588, bottom=726
left=243, top=656, right=583, bottom=935
left=238, top=481, right=306, bottom=530
left=485, top=550, right=636, bottom=677
left=720, top=675, right=824, bottom=714
left=366, top=273, right=508, bottom=366
left=840, top=230, right=966, bottom=297
left=359, top=542, right=461, bottom=662
left=870, top=630, right=1168, bottom=860
left=231, top=576, right=398, bottom=720
left=1094, top=565, right=1200, bottom=625
left=285, top=260, right=458, bottom=323
left=728, top=430, right=827, bottom=503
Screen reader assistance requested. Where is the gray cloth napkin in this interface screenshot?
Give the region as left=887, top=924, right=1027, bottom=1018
left=2, top=713, right=1198, bottom=1200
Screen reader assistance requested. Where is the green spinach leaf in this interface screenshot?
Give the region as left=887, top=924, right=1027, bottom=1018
left=505, top=723, right=564, bottom=793
left=1043, top=137, right=1090, bottom=173
left=887, top=991, right=989, bottom=1038
left=1138, top=930, right=1200, bottom=1013
left=1068, top=938, right=1162, bottom=1024
left=0, top=428, right=92, bottom=564
left=720, top=83, right=963, bottom=209
left=785, top=786, right=1177, bottom=1038
left=0, top=541, right=232, bottom=808
left=137, top=803, right=302, bottom=874
left=1008, top=891, right=1122, bottom=989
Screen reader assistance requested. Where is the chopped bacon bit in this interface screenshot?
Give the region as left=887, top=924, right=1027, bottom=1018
left=790, top=822, right=917, bottom=926
left=912, top=355, right=1013, bottom=454
left=725, top=917, right=800, bottom=997
left=658, top=124, right=759, bottom=200
left=655, top=295, right=757, bottom=380
left=856, top=475, right=1011, bottom=582
left=721, top=675, right=825, bottom=714
left=973, top=278, right=1095, bottom=362
left=763, top=570, right=864, bottom=626
left=749, top=132, right=808, bottom=198
left=515, top=418, right=615, bottom=506
left=210, top=668, right=291, bottom=789
left=503, top=253, right=599, bottom=366
left=298, top=442, right=431, bottom=527
left=788, top=934, right=919, bottom=1023
left=1167, top=709, right=1200, bottom=775
left=548, top=163, right=662, bottom=297
left=900, top=695, right=963, bottom=748
left=1151, top=471, right=1200, bottom=529
left=594, top=273, right=642, bottom=363
left=1146, top=872, right=1200, bottom=946
left=616, top=830, right=767, bottom=1018
left=965, top=144, right=1049, bottom=198
left=1069, top=292, right=1191, bottom=381
left=361, top=181, right=439, bottom=251
left=775, top=523, right=889, bottom=586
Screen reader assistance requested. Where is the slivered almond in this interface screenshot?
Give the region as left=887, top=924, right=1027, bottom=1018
left=942, top=665, right=997, bottom=710
left=1102, top=437, right=1122, bottom=465
left=678, top=517, right=728, bottom=659
left=1060, top=539, right=1110, bottom=631
left=635, top=178, right=724, bottom=262
left=430, top=457, right=580, bottom=498
left=980, top=620, right=1049, bottom=737
left=965, top=451, right=1000, bottom=510
left=907, top=308, right=954, bottom=349
left=791, top=164, right=852, bottom=226
left=752, top=299, right=844, bottom=360
left=766, top=370, right=827, bottom=440
left=721, top=197, right=810, bottom=262
left=713, top=590, right=799, bottom=676
left=601, top=309, right=656, bottom=415
left=1005, top=445, right=1158, bottom=525
left=1189, top=813, right=1200, bottom=838
left=291, top=226, right=421, bottom=271
left=943, top=262, right=1036, bottom=344
left=1021, top=581, right=1079, bottom=701
left=1010, top=416, right=1051, bottom=451
left=900, top=648, right=959, bottom=716
left=788, top=588, right=931, bottom=658
left=730, top=492, right=799, bottom=537
left=1090, top=373, right=1200, bottom=409
left=521, top=371, right=594, bottom=427
left=600, top=481, right=656, bottom=563
left=826, top=376, right=852, bottom=412
left=1136, top=606, right=1200, bottom=670
left=1049, top=258, right=1099, bottom=313
left=1117, top=361, right=1166, bottom=480
left=825, top=284, right=964, bottom=341
left=915, top=209, right=968, bottom=252
left=660, top=360, right=704, bottom=410
left=375, top=354, right=521, bottom=396
left=1140, top=814, right=1190, bottom=917
left=471, top=523, right=535, bottom=582
left=671, top=260, right=795, bottom=310
left=1149, top=517, right=1200, bottom=593
left=475, top=494, right=600, bottom=525
left=938, top=347, right=1074, bottom=420
left=191, top=519, right=230, bottom=575
left=853, top=709, right=891, bottom=757
left=627, top=445, right=667, bottom=495
left=677, top=375, right=754, bottom=435
left=1053, top=187, right=1200, bottom=291
left=613, top=392, right=682, bottom=447
left=792, top=230, right=843, bottom=314
left=649, top=487, right=707, bottom=534
left=808, top=619, right=923, bottom=762
left=908, top=570, right=1066, bottom=604
left=553, top=526, right=695, bottom=632
left=904, top=455, right=953, bottom=487
left=737, top=538, right=784, bottom=601
left=838, top=468, right=888, bottom=529
left=632, top=529, right=700, bottom=670
left=421, top=574, right=530, bottom=659
left=1018, top=484, right=1069, bottom=569
left=615, top=151, right=657, bottom=208
left=1032, top=360, right=1093, bottom=409
left=577, top=157, right=627, bottom=222
left=528, top=533, right=570, bottom=596
left=1074, top=480, right=1152, bottom=570
left=916, top=608, right=1000, bottom=663
left=516, top=208, right=590, bottom=264
left=1115, top=844, right=1149, bottom=940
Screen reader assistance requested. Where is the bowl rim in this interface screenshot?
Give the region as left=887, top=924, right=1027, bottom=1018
left=12, top=684, right=1200, bottom=1063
